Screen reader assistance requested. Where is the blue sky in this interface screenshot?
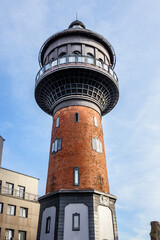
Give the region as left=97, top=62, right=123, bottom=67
left=0, top=0, right=160, bottom=239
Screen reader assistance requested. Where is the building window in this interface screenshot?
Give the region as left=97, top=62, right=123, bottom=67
left=75, top=112, right=79, bottom=122
left=72, top=213, right=80, bottom=231
left=17, top=185, right=25, bottom=199
left=73, top=167, right=80, bottom=186
left=7, top=205, right=16, bottom=216
left=92, top=137, right=102, bottom=153
left=0, top=180, right=2, bottom=193
left=5, top=182, right=14, bottom=195
left=56, top=116, right=59, bottom=127
left=52, top=138, right=62, bottom=154
left=94, top=116, right=97, bottom=127
left=18, top=230, right=26, bottom=240
left=0, top=202, right=3, bottom=213
left=20, top=207, right=28, bottom=218
left=46, top=216, right=51, bottom=233
left=5, top=229, right=14, bottom=240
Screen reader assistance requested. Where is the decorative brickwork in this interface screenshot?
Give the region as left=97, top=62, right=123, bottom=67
left=46, top=106, right=109, bottom=194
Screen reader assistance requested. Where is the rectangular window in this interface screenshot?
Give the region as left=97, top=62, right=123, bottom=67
left=72, top=213, right=80, bottom=231
left=0, top=180, right=2, bottom=193
left=20, top=207, right=28, bottom=218
left=7, top=205, right=16, bottom=216
left=52, top=138, right=62, bottom=153
left=56, top=117, right=59, bottom=127
left=0, top=202, right=3, bottom=213
left=57, top=138, right=62, bottom=151
left=94, top=116, right=97, bottom=127
left=45, top=216, right=51, bottom=233
left=5, top=229, right=14, bottom=240
left=92, top=138, right=102, bottom=153
left=54, top=139, right=58, bottom=152
left=75, top=112, right=79, bottom=122
left=17, top=185, right=25, bottom=199
left=5, top=182, right=14, bottom=195
left=73, top=167, right=79, bottom=186
left=18, top=230, right=26, bottom=240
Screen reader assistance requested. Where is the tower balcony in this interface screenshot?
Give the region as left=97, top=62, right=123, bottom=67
left=35, top=55, right=119, bottom=116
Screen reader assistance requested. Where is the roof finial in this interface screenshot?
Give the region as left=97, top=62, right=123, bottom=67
left=76, top=12, right=78, bottom=20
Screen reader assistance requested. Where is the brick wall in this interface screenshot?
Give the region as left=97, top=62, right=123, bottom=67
left=46, top=106, right=109, bottom=194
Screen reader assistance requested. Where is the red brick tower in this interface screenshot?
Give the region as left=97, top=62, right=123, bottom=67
left=35, top=20, right=119, bottom=240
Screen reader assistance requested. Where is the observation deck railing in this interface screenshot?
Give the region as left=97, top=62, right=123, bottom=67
left=0, top=186, right=38, bottom=202
left=35, top=55, right=118, bottom=86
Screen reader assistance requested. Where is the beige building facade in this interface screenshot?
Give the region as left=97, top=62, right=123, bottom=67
left=0, top=138, right=40, bottom=240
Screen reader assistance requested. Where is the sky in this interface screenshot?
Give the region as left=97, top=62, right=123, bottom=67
left=0, top=0, right=160, bottom=239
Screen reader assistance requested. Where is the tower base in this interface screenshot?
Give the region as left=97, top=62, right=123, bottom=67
left=37, top=190, right=118, bottom=240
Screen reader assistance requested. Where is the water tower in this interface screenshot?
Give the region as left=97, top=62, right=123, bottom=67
left=35, top=20, right=119, bottom=240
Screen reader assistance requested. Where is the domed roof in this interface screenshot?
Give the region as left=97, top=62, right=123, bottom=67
left=68, top=20, right=86, bottom=29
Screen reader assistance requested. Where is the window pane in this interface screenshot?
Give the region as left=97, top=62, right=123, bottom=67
left=52, top=142, right=55, bottom=153
left=94, top=116, right=97, bottom=127
left=18, top=230, right=26, bottom=240
left=92, top=138, right=96, bottom=150
left=73, top=213, right=80, bottom=230
left=46, top=217, right=51, bottom=233
left=0, top=203, right=3, bottom=213
left=54, top=140, right=58, bottom=152
left=74, top=215, right=79, bottom=228
left=99, top=141, right=102, bottom=153
left=75, top=113, right=79, bottom=122
left=6, top=182, right=14, bottom=195
left=56, top=117, right=59, bottom=127
left=58, top=139, right=62, bottom=151
left=74, top=169, right=79, bottom=185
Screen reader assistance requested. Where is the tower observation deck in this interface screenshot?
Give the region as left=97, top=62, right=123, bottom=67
left=36, top=20, right=119, bottom=240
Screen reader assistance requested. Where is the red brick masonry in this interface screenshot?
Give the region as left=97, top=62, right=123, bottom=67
left=46, top=106, right=109, bottom=194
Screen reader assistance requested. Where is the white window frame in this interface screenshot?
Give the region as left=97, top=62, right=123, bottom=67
left=18, top=230, right=26, bottom=240
left=5, top=229, right=14, bottom=240
left=5, top=182, right=14, bottom=195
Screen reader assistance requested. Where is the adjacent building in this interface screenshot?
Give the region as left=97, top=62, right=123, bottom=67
left=0, top=136, right=40, bottom=240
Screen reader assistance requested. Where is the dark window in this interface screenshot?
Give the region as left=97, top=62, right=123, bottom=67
left=0, top=202, right=3, bottom=213
left=75, top=112, right=79, bottom=122
left=73, top=167, right=80, bottom=186
left=72, top=213, right=80, bottom=231
left=18, top=230, right=26, bottom=240
left=7, top=205, right=16, bottom=216
left=0, top=180, right=2, bottom=193
left=46, top=216, right=51, bottom=233
left=20, top=207, right=28, bottom=218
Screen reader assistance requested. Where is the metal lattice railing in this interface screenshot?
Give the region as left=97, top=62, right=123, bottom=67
left=0, top=186, right=38, bottom=202
left=35, top=55, right=118, bottom=86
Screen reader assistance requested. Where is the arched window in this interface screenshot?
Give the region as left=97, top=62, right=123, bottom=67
left=75, top=112, right=79, bottom=122
left=96, top=58, right=103, bottom=68
left=86, top=53, right=94, bottom=64
left=59, top=52, right=67, bottom=64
